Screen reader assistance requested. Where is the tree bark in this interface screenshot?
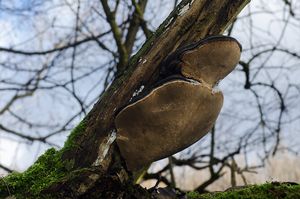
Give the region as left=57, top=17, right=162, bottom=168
left=0, top=0, right=250, bottom=198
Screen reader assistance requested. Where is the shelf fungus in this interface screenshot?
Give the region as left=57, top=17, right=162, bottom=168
left=115, top=35, right=242, bottom=171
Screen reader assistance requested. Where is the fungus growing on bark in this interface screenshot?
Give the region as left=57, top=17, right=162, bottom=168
left=115, top=36, right=242, bottom=171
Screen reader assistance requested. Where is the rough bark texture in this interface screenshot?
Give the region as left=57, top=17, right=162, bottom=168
left=0, top=0, right=250, bottom=198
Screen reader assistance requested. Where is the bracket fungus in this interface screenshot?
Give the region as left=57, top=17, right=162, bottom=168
left=115, top=35, right=242, bottom=171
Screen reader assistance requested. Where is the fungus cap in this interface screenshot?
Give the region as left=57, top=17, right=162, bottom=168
left=115, top=80, right=223, bottom=171
left=180, top=37, right=241, bottom=85
left=160, top=36, right=241, bottom=86
left=115, top=35, right=241, bottom=171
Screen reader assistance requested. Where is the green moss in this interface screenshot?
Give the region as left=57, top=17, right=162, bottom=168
left=187, top=191, right=203, bottom=199
left=187, top=183, right=300, bottom=199
left=0, top=148, right=73, bottom=198
left=62, top=119, right=87, bottom=151
left=0, top=120, right=88, bottom=198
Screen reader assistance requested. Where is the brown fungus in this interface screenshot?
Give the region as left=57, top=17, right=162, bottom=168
left=115, top=36, right=241, bottom=171
left=180, top=36, right=241, bottom=85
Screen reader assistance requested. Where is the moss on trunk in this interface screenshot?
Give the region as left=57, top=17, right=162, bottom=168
left=0, top=148, right=68, bottom=198
left=0, top=120, right=87, bottom=198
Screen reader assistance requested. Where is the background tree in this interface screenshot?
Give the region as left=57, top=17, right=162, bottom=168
left=0, top=0, right=300, bottom=195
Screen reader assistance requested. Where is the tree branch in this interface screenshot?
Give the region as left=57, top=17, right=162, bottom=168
left=125, top=0, right=149, bottom=56
left=100, top=0, right=128, bottom=71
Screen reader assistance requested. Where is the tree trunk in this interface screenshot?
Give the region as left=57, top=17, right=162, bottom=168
left=0, top=0, right=250, bottom=198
